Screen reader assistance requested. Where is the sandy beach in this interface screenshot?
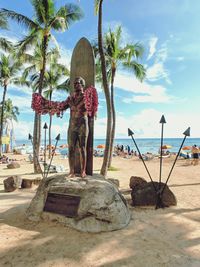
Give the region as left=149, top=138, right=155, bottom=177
left=0, top=154, right=200, bottom=267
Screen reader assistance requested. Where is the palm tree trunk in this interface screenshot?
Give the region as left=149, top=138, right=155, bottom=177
left=108, top=69, right=116, bottom=168
left=48, top=114, right=52, bottom=159
left=48, top=91, right=53, bottom=159
left=98, top=0, right=113, bottom=177
left=33, top=34, right=49, bottom=173
left=33, top=112, right=42, bottom=173
left=0, top=84, right=7, bottom=156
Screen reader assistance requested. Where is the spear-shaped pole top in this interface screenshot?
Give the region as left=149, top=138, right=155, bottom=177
left=128, top=128, right=134, bottom=136
left=43, top=122, right=48, bottom=129
left=28, top=133, right=33, bottom=140
left=55, top=134, right=61, bottom=141
left=159, top=115, right=166, bottom=124
left=183, top=127, right=190, bottom=137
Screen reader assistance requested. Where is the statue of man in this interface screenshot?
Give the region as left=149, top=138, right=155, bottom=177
left=32, top=77, right=98, bottom=178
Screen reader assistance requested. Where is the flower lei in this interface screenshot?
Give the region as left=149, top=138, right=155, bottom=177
left=84, top=86, right=98, bottom=117
left=32, top=86, right=98, bottom=118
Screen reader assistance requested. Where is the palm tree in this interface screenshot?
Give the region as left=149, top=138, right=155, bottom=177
left=95, top=0, right=113, bottom=177
left=32, top=53, right=70, bottom=158
left=95, top=26, right=146, bottom=166
left=0, top=52, right=23, bottom=155
left=0, top=14, right=13, bottom=52
left=0, top=1, right=83, bottom=172
left=1, top=98, right=19, bottom=152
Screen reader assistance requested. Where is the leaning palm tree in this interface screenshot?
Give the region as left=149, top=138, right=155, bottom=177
left=0, top=52, right=23, bottom=155
left=95, top=26, right=146, bottom=166
left=0, top=1, right=83, bottom=173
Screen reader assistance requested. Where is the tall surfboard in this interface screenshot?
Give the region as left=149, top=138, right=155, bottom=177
left=70, top=37, right=95, bottom=175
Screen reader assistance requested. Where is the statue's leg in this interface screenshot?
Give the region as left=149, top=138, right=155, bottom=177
left=68, top=127, right=78, bottom=177
left=78, top=117, right=89, bottom=178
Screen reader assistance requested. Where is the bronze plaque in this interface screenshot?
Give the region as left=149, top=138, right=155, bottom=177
left=44, top=193, right=81, bottom=218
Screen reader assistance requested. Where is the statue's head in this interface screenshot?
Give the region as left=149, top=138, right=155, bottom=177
left=74, top=77, right=85, bottom=92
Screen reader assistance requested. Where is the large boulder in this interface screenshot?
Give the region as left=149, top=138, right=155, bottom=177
left=7, top=162, right=20, bottom=169
left=130, top=176, right=177, bottom=207
left=4, top=176, right=22, bottom=192
left=27, top=174, right=130, bottom=233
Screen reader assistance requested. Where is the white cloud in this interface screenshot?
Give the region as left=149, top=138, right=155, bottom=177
left=57, top=45, right=72, bottom=70
left=12, top=108, right=198, bottom=140
left=147, top=36, right=158, bottom=60
left=13, top=120, right=34, bottom=140
left=146, top=62, right=171, bottom=84
left=146, top=41, right=171, bottom=84
left=115, top=72, right=174, bottom=103
left=93, top=108, right=199, bottom=139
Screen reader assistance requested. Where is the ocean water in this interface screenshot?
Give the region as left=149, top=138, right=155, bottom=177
left=14, top=137, right=200, bottom=155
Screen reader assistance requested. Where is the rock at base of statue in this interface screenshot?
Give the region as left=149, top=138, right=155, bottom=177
left=27, top=174, right=130, bottom=232
left=107, top=178, right=120, bottom=188
left=4, top=176, right=22, bottom=192
left=130, top=176, right=177, bottom=207
left=7, top=162, right=20, bottom=169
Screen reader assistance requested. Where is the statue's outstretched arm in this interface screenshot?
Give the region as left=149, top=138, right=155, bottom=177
left=31, top=93, right=70, bottom=117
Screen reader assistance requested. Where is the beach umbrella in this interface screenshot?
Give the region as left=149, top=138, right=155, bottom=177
left=97, top=144, right=105, bottom=149
left=161, top=144, right=172, bottom=149
left=182, top=146, right=191, bottom=150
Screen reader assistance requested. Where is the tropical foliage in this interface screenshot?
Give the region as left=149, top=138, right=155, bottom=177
left=94, top=26, right=146, bottom=167
left=0, top=0, right=83, bottom=172
left=0, top=98, right=19, bottom=153
left=0, top=51, right=23, bottom=155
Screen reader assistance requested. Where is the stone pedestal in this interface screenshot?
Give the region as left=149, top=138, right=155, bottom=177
left=27, top=174, right=130, bottom=232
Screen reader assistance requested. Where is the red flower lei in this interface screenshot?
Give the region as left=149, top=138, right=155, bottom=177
left=84, top=86, right=98, bottom=117
left=32, top=86, right=98, bottom=117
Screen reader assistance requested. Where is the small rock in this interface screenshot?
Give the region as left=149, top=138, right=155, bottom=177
left=3, top=176, right=22, bottom=192
left=129, top=176, right=147, bottom=189
left=21, top=179, right=33, bottom=188
left=131, top=180, right=177, bottom=207
left=7, top=162, right=20, bottom=169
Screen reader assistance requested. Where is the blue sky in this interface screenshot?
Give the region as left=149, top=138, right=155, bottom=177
left=1, top=0, right=200, bottom=140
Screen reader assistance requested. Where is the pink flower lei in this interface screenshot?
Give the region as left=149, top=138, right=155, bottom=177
left=84, top=86, right=98, bottom=117
left=32, top=86, right=98, bottom=117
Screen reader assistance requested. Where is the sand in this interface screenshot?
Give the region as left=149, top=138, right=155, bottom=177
left=0, top=154, right=200, bottom=267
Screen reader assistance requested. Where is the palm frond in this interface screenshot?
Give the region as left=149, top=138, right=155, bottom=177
left=12, top=77, right=31, bottom=87
left=22, top=65, right=37, bottom=78
left=49, top=34, right=60, bottom=50
left=0, top=14, right=9, bottom=29
left=16, top=29, right=41, bottom=55
left=0, top=38, right=13, bottom=52
left=52, top=4, right=83, bottom=30
left=56, top=78, right=70, bottom=92
left=123, top=61, right=146, bottom=81
left=0, top=8, right=39, bottom=30
left=94, top=0, right=100, bottom=15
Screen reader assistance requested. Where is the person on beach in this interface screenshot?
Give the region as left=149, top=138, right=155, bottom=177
left=32, top=77, right=98, bottom=178
left=191, top=145, right=199, bottom=165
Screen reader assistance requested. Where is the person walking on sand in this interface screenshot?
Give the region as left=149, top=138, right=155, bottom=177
left=191, top=145, right=199, bottom=165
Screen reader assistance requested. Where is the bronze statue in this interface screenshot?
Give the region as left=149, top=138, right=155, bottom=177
left=32, top=77, right=98, bottom=178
